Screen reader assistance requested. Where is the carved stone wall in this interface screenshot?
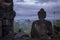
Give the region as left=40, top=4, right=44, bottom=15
left=0, top=0, right=16, bottom=37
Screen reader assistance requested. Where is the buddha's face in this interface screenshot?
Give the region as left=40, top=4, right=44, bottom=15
left=38, top=12, right=46, bottom=20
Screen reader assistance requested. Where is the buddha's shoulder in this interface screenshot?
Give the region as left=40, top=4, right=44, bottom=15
left=45, top=20, right=51, bottom=23
left=33, top=20, right=51, bottom=24
left=33, top=20, right=40, bottom=24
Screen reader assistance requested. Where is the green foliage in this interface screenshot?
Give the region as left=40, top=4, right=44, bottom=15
left=54, top=20, right=60, bottom=26
left=14, top=20, right=33, bottom=35
left=18, top=29, right=21, bottom=32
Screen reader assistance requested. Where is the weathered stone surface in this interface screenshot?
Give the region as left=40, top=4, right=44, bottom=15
left=0, top=20, right=2, bottom=37
left=0, top=0, right=16, bottom=37
left=1, top=0, right=13, bottom=11
left=14, top=32, right=31, bottom=40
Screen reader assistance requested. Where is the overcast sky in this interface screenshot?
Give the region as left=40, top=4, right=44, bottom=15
left=13, top=0, right=60, bottom=20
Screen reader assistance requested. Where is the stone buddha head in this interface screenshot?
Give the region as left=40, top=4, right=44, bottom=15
left=38, top=8, right=46, bottom=20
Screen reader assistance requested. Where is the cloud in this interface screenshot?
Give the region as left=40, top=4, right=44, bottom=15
left=14, top=1, right=60, bottom=14
left=15, top=0, right=24, bottom=2
left=35, top=0, right=60, bottom=3
left=13, top=0, right=60, bottom=20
